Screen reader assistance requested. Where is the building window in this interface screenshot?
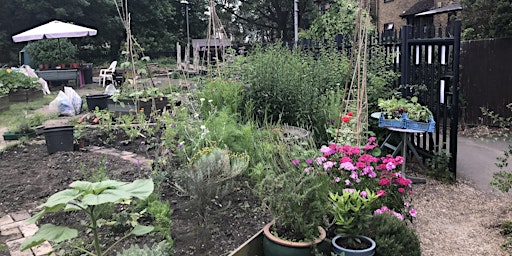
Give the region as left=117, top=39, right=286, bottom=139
left=384, top=23, right=394, bottom=31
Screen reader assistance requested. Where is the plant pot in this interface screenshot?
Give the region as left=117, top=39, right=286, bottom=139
left=280, top=125, right=310, bottom=145
left=8, top=88, right=43, bottom=102
left=107, top=97, right=169, bottom=118
left=43, top=126, right=74, bottom=154
left=85, top=94, right=109, bottom=111
left=0, top=95, right=9, bottom=112
left=2, top=131, right=36, bottom=141
left=262, top=222, right=326, bottom=256
left=331, top=235, right=376, bottom=256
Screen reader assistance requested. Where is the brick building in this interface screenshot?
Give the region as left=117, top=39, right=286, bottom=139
left=314, top=0, right=462, bottom=34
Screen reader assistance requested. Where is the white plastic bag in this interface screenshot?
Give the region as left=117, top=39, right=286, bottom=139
left=64, top=86, right=82, bottom=115
left=49, top=91, right=75, bottom=116
left=104, top=84, right=118, bottom=96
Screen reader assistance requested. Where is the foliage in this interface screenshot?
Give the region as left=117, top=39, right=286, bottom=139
left=216, top=0, right=318, bottom=42
left=461, top=0, right=512, bottom=39
left=259, top=163, right=330, bottom=242
left=238, top=44, right=350, bottom=143
left=0, top=68, right=38, bottom=94
left=490, top=144, right=512, bottom=192
left=426, top=146, right=455, bottom=183
left=308, top=0, right=360, bottom=40
left=329, top=189, right=379, bottom=241
left=196, top=78, right=244, bottom=117
left=175, top=147, right=249, bottom=221
left=364, top=213, right=421, bottom=256
left=378, top=96, right=433, bottom=122
left=21, top=179, right=155, bottom=256
left=116, top=241, right=171, bottom=256
left=25, top=38, right=78, bottom=65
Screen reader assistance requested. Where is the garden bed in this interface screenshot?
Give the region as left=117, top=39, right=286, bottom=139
left=0, top=141, right=270, bottom=255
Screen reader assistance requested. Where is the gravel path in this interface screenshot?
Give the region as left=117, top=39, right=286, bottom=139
left=413, top=178, right=512, bottom=255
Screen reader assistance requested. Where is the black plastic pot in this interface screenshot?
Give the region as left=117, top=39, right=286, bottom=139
left=85, top=94, right=109, bottom=111
left=43, top=126, right=74, bottom=154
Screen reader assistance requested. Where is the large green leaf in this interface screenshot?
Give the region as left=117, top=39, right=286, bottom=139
left=130, top=225, right=154, bottom=236
left=20, top=224, right=77, bottom=251
left=41, top=189, right=81, bottom=208
left=81, top=188, right=128, bottom=205
left=118, top=179, right=154, bottom=200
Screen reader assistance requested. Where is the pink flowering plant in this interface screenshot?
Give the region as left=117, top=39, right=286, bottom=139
left=293, top=137, right=416, bottom=222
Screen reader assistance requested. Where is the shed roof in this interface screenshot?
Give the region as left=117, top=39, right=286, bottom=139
left=415, top=3, right=462, bottom=16
left=400, top=0, right=434, bottom=17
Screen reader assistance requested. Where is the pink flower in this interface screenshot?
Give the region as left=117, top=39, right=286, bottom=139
left=306, top=159, right=313, bottom=164
left=321, top=146, right=335, bottom=156
left=360, top=191, right=367, bottom=198
left=377, top=189, right=386, bottom=197
left=392, top=212, right=404, bottom=220
left=292, top=159, right=300, bottom=166
left=409, top=209, right=417, bottom=218
left=323, top=161, right=336, bottom=170
left=398, top=187, right=405, bottom=193
left=379, top=178, right=391, bottom=187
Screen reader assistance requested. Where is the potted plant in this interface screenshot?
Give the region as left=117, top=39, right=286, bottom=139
left=296, top=137, right=417, bottom=255
left=377, top=96, right=435, bottom=132
left=328, top=189, right=379, bottom=256
left=25, top=38, right=77, bottom=68
left=257, top=138, right=331, bottom=256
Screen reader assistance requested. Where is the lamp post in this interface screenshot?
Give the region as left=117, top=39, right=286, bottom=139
left=180, top=0, right=190, bottom=48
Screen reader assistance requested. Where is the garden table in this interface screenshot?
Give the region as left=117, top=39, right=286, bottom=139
left=381, top=127, right=427, bottom=184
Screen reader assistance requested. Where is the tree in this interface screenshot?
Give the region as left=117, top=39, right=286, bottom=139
left=461, top=0, right=512, bottom=39
left=214, top=0, right=319, bottom=43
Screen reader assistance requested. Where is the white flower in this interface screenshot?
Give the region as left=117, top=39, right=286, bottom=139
left=208, top=99, right=213, bottom=103
left=200, top=98, right=205, bottom=102
left=200, top=125, right=206, bottom=130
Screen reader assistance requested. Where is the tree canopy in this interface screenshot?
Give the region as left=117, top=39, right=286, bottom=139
left=461, top=0, right=512, bottom=39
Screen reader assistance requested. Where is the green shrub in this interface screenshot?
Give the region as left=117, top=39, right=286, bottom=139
left=116, top=241, right=171, bottom=256
left=364, top=214, right=421, bottom=256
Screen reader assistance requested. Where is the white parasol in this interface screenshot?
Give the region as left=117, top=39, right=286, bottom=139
left=12, top=20, right=97, bottom=43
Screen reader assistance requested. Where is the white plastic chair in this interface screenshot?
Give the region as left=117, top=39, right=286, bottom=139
left=99, top=61, right=117, bottom=87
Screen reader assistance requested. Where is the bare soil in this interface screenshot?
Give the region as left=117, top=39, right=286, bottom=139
left=0, top=140, right=270, bottom=255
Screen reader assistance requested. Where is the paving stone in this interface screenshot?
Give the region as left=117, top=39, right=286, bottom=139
left=11, top=211, right=31, bottom=222
left=19, top=224, right=38, bottom=237
left=0, top=220, right=29, bottom=232
left=32, top=241, right=53, bottom=256
left=0, top=214, right=14, bottom=226
left=1, top=227, right=22, bottom=242
left=6, top=237, right=32, bottom=256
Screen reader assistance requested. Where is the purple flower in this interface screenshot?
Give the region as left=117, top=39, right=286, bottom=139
left=292, top=158, right=300, bottom=166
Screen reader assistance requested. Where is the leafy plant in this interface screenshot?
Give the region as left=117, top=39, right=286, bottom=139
left=0, top=68, right=38, bottom=93
left=25, top=38, right=78, bottom=65
left=175, top=147, right=249, bottom=221
left=21, top=179, right=155, bottom=256
left=329, top=189, right=379, bottom=246
left=116, top=241, right=171, bottom=256
left=378, top=96, right=433, bottom=122
left=364, top=213, right=421, bottom=256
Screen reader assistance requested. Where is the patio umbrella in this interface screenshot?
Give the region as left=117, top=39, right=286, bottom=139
left=12, top=20, right=97, bottom=42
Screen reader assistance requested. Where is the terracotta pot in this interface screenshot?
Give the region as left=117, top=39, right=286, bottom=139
left=262, top=222, right=326, bottom=256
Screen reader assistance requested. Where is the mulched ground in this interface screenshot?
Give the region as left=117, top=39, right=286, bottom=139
left=0, top=137, right=270, bottom=255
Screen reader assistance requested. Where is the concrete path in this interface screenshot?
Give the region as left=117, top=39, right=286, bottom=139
left=457, top=135, right=511, bottom=193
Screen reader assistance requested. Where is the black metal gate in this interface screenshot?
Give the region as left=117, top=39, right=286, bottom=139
left=393, top=21, right=461, bottom=176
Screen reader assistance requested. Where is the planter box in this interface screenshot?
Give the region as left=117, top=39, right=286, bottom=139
left=378, top=112, right=406, bottom=129
left=378, top=113, right=435, bottom=132
left=3, top=131, right=36, bottom=141
left=9, top=88, right=43, bottom=102
left=107, top=97, right=169, bottom=117
left=0, top=95, right=9, bottom=112
left=405, top=115, right=435, bottom=132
